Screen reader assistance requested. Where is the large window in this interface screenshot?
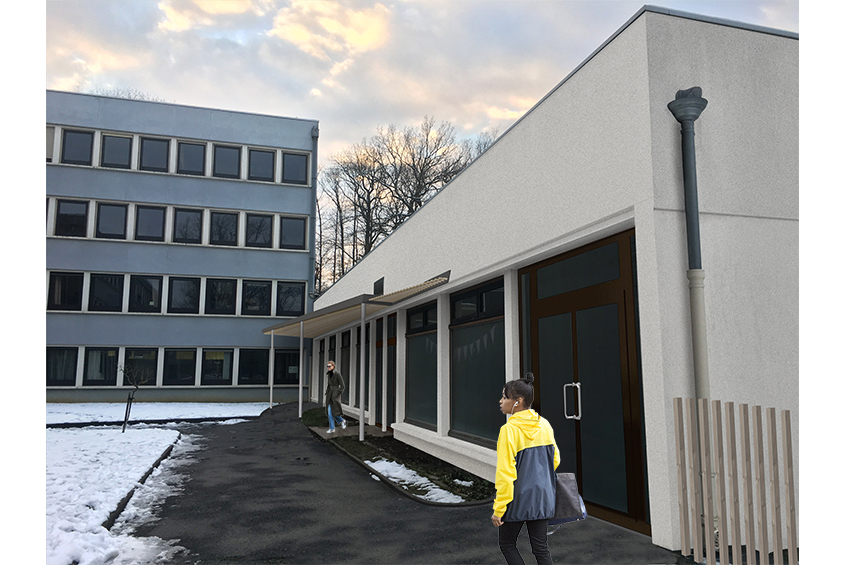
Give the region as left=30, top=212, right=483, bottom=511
left=201, top=349, right=233, bottom=385
left=83, top=347, right=118, bottom=386
left=450, top=279, right=505, bottom=444
left=205, top=278, right=236, bottom=315
left=279, top=217, right=307, bottom=250
left=129, top=275, right=162, bottom=313
left=405, top=301, right=438, bottom=430
left=276, top=281, right=305, bottom=316
left=61, top=129, right=94, bottom=165
left=177, top=141, right=206, bottom=175
left=282, top=152, right=308, bottom=184
left=96, top=203, right=127, bottom=239
left=123, top=348, right=158, bottom=387
left=210, top=211, right=238, bottom=246
left=88, top=274, right=124, bottom=312
left=55, top=200, right=88, bottom=237
left=139, top=137, right=170, bottom=172
left=248, top=149, right=274, bottom=182
left=163, top=349, right=196, bottom=386
left=274, top=350, right=300, bottom=385
left=47, top=347, right=77, bottom=386
left=135, top=205, right=166, bottom=242
left=167, top=277, right=201, bottom=314
left=47, top=272, right=84, bottom=311
left=238, top=349, right=269, bottom=385
left=101, top=135, right=132, bottom=169
left=173, top=208, right=203, bottom=244
left=213, top=144, right=241, bottom=178
left=246, top=214, right=273, bottom=248
left=340, top=331, right=351, bottom=404
left=242, top=280, right=271, bottom=316
left=47, top=126, right=55, bottom=162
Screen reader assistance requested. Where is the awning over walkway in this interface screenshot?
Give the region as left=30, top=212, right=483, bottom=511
left=262, top=271, right=450, bottom=338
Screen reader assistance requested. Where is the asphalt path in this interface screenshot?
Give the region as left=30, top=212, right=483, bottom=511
left=133, top=402, right=687, bottom=565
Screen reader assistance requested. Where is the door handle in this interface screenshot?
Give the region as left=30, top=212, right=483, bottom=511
left=564, top=382, right=582, bottom=420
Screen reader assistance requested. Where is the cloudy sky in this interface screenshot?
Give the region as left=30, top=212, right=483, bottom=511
left=44, top=0, right=799, bottom=162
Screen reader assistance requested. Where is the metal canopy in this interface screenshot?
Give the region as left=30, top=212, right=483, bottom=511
left=262, top=271, right=450, bottom=338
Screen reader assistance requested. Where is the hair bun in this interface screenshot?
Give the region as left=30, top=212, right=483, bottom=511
left=523, top=372, right=535, bottom=384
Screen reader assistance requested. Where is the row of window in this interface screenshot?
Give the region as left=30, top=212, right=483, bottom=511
left=47, top=271, right=306, bottom=317
left=47, top=346, right=301, bottom=387
left=49, top=198, right=308, bottom=250
left=47, top=125, right=310, bottom=185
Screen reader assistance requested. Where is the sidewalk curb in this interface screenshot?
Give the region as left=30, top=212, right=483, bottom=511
left=307, top=425, right=494, bottom=508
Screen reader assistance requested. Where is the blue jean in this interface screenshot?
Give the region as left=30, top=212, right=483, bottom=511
left=327, top=405, right=344, bottom=430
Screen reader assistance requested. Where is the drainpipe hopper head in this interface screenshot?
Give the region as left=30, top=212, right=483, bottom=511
left=668, top=87, right=708, bottom=124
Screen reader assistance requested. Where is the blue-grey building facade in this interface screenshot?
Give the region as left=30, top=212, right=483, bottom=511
left=46, top=90, right=317, bottom=402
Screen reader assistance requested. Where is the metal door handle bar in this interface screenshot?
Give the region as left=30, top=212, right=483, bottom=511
left=564, top=382, right=582, bottom=420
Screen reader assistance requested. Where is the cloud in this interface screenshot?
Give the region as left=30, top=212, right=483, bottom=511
left=157, top=0, right=273, bottom=32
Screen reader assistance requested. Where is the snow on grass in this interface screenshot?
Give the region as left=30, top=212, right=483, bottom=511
left=364, top=458, right=465, bottom=504
left=47, top=402, right=270, bottom=425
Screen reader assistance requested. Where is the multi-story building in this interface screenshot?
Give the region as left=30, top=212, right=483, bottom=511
left=46, top=90, right=318, bottom=403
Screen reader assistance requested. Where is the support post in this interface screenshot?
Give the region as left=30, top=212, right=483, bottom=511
left=359, top=302, right=366, bottom=441
left=269, top=331, right=275, bottom=409
left=298, top=321, right=304, bottom=418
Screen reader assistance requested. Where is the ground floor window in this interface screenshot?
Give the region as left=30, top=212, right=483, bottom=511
left=124, top=348, right=158, bottom=386
left=48, top=272, right=83, bottom=311
left=274, top=350, right=300, bottom=385
left=83, top=347, right=118, bottom=386
left=201, top=349, right=233, bottom=385
left=405, top=301, right=438, bottom=429
left=238, top=349, right=269, bottom=385
left=163, top=349, right=197, bottom=386
left=47, top=347, right=77, bottom=386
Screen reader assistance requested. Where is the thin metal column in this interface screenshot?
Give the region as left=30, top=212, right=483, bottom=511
left=269, top=331, right=275, bottom=409
left=298, top=321, right=304, bottom=418
left=359, top=302, right=366, bottom=441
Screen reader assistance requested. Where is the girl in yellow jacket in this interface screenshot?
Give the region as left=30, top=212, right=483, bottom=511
left=491, top=374, right=560, bottom=565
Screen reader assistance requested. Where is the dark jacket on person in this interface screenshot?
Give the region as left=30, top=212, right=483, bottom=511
left=325, top=370, right=345, bottom=417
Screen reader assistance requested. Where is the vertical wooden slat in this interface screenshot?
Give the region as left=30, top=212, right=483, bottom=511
left=673, top=398, right=691, bottom=556
left=686, top=398, right=704, bottom=562
left=752, top=406, right=769, bottom=565
left=725, top=402, right=743, bottom=564
left=781, top=410, right=798, bottom=565
left=699, top=399, right=716, bottom=565
left=739, top=404, right=757, bottom=564
left=712, top=401, right=729, bottom=564
left=767, top=408, right=784, bottom=565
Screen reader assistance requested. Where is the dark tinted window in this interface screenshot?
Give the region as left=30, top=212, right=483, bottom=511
left=276, top=281, right=305, bottom=316
left=101, top=135, right=132, bottom=169
left=96, top=203, right=127, bottom=239
left=248, top=149, right=275, bottom=181
left=124, top=348, right=158, bottom=386
left=61, top=130, right=94, bottom=165
left=210, top=212, right=238, bottom=246
left=177, top=142, right=206, bottom=175
left=47, top=272, right=84, bottom=311
left=280, top=217, right=306, bottom=250
left=213, top=145, right=241, bottom=178
left=282, top=153, right=308, bottom=184
left=242, top=280, right=271, bottom=316
left=173, top=208, right=203, bottom=244
left=205, top=278, right=236, bottom=315
left=238, top=349, right=269, bottom=385
left=88, top=274, right=124, bottom=312
left=83, top=348, right=118, bottom=386
left=274, top=350, right=300, bottom=385
left=246, top=214, right=273, bottom=248
left=47, top=126, right=55, bottom=162
left=129, top=275, right=162, bottom=313
left=47, top=347, right=78, bottom=387
left=167, top=277, right=200, bottom=313
left=55, top=200, right=88, bottom=237
left=202, top=349, right=233, bottom=385
left=163, top=349, right=196, bottom=386
left=140, top=137, right=169, bottom=172
left=135, top=206, right=166, bottom=241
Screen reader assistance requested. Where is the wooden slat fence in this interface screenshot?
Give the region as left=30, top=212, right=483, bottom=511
left=673, top=398, right=798, bottom=565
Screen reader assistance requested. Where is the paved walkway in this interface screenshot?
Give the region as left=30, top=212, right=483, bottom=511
left=133, top=402, right=691, bottom=564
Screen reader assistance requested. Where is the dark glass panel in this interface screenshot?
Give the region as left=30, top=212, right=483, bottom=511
left=452, top=294, right=477, bottom=321
left=96, top=203, right=127, bottom=239
left=282, top=152, right=308, bottom=184
left=83, top=348, right=118, bottom=386
left=205, top=278, right=236, bottom=315
left=276, top=282, right=304, bottom=316
left=238, top=349, right=270, bottom=385
left=274, top=350, right=299, bottom=385
left=100, top=135, right=132, bottom=169
left=167, top=277, right=200, bottom=313
left=47, top=347, right=77, bottom=386
left=246, top=214, right=273, bottom=248
left=213, top=145, right=241, bottom=178
left=55, top=200, right=88, bottom=237
left=47, top=126, right=55, bottom=162
left=405, top=333, right=437, bottom=429
left=481, top=286, right=505, bottom=316
left=128, top=275, right=162, bottom=313
left=340, top=332, right=351, bottom=404
left=135, top=206, right=165, bottom=241
left=47, top=272, right=83, bottom=311
left=88, top=274, right=124, bottom=312
left=124, top=348, right=158, bottom=386
left=520, top=273, right=532, bottom=375
left=210, top=212, right=238, bottom=246
left=241, top=280, right=271, bottom=316
left=450, top=320, right=504, bottom=442
left=177, top=142, right=206, bottom=175
left=163, top=349, right=196, bottom=385
left=61, top=129, right=93, bottom=165
left=201, top=349, right=233, bottom=385
left=139, top=137, right=170, bottom=172
left=537, top=242, right=620, bottom=299
left=279, top=217, right=306, bottom=250
left=173, top=208, right=203, bottom=244
left=248, top=149, right=275, bottom=181
left=538, top=313, right=577, bottom=474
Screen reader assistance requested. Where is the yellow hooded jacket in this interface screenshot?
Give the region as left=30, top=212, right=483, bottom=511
left=493, top=409, right=561, bottom=522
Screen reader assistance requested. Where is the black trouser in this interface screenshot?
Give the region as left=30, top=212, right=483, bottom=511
left=498, top=519, right=553, bottom=565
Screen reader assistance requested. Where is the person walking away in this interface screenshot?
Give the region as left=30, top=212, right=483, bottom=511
left=324, top=361, right=347, bottom=434
left=491, top=374, right=560, bottom=565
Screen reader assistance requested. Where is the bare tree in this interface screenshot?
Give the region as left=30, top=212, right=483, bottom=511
left=119, top=362, right=155, bottom=433
left=80, top=86, right=172, bottom=103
